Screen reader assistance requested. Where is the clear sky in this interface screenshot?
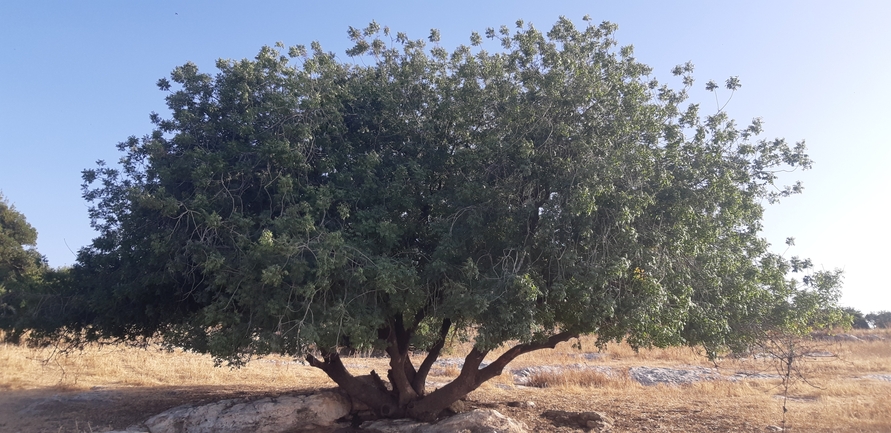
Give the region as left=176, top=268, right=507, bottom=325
left=1, top=1, right=888, bottom=313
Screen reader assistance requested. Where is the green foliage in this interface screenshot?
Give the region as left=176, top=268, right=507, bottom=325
left=0, top=193, right=43, bottom=285
left=843, top=307, right=870, bottom=329
left=0, top=193, right=50, bottom=329
left=0, top=194, right=41, bottom=287
left=7, top=18, right=840, bottom=370
left=866, top=311, right=891, bottom=329
left=753, top=264, right=846, bottom=431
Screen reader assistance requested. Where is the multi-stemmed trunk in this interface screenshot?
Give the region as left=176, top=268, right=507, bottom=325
left=307, top=322, right=576, bottom=421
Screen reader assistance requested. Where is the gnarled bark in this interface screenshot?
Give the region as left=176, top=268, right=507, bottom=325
left=305, top=352, right=401, bottom=417
left=307, top=304, right=578, bottom=421
left=406, top=331, right=577, bottom=421
left=307, top=321, right=577, bottom=422
left=412, top=318, right=452, bottom=394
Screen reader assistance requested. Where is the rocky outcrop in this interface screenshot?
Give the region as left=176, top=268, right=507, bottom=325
left=541, top=409, right=614, bottom=432
left=114, top=391, right=352, bottom=433
left=108, top=392, right=636, bottom=433
left=360, top=409, right=530, bottom=433
left=106, top=395, right=533, bottom=433
left=629, top=366, right=721, bottom=386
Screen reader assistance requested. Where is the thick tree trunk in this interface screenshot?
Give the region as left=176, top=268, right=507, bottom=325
left=406, top=347, right=489, bottom=421
left=305, top=352, right=402, bottom=417
left=406, top=331, right=578, bottom=421
left=308, top=326, right=577, bottom=422
left=384, top=315, right=420, bottom=407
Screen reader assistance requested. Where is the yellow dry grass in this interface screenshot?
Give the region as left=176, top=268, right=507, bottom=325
left=524, top=367, right=620, bottom=388
left=414, top=330, right=891, bottom=431
left=1, top=329, right=890, bottom=432
left=0, top=341, right=331, bottom=392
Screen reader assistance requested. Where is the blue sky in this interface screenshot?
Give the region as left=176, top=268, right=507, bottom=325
left=1, top=1, right=888, bottom=313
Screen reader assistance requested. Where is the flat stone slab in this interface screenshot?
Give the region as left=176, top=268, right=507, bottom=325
left=361, top=409, right=529, bottom=433
left=730, top=371, right=782, bottom=380
left=629, top=366, right=722, bottom=386
left=137, top=391, right=351, bottom=433
left=864, top=374, right=891, bottom=382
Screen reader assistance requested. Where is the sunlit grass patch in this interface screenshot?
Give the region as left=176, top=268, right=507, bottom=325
left=524, top=367, right=622, bottom=389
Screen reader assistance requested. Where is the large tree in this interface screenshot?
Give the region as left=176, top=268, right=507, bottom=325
left=0, top=192, right=48, bottom=322
left=5, top=18, right=843, bottom=420
left=0, top=194, right=44, bottom=290
left=866, top=311, right=891, bottom=329
left=0, top=193, right=42, bottom=273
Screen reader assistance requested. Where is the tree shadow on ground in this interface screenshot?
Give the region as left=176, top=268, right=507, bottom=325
left=0, top=384, right=332, bottom=433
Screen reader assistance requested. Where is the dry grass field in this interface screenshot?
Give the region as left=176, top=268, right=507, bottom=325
left=1, top=329, right=890, bottom=432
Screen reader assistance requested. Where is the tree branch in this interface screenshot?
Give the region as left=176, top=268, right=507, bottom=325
left=407, top=331, right=577, bottom=420
left=412, top=318, right=451, bottom=394
left=478, top=331, right=577, bottom=382
left=385, top=316, right=419, bottom=405
left=306, top=352, right=398, bottom=416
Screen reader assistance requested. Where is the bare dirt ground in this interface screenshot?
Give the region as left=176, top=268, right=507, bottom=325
left=0, top=384, right=765, bottom=433
left=1, top=386, right=263, bottom=432
left=2, top=330, right=890, bottom=432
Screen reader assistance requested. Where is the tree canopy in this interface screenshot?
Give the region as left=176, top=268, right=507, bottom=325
left=0, top=193, right=42, bottom=280
left=843, top=307, right=870, bottom=329
left=867, top=311, right=891, bottom=329
left=0, top=193, right=45, bottom=286
left=2, top=18, right=844, bottom=419
left=0, top=193, right=48, bottom=321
